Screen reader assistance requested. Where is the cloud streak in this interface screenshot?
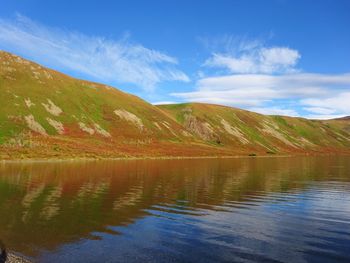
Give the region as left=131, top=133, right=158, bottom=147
left=203, top=37, right=301, bottom=75
left=170, top=36, right=350, bottom=119
left=204, top=47, right=300, bottom=74
left=0, top=14, right=189, bottom=90
left=172, top=73, right=350, bottom=118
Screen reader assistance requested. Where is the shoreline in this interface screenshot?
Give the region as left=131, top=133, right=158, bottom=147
left=1, top=152, right=349, bottom=164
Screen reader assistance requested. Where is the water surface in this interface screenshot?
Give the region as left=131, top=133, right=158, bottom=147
left=0, top=156, right=349, bottom=262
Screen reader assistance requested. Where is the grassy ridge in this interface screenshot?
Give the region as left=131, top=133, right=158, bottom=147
left=158, top=103, right=350, bottom=154
left=0, top=51, right=349, bottom=159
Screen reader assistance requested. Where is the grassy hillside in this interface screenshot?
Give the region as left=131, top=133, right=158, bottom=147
left=0, top=51, right=349, bottom=159
left=325, top=117, right=350, bottom=133
left=158, top=103, right=350, bottom=154
left=0, top=51, right=213, bottom=159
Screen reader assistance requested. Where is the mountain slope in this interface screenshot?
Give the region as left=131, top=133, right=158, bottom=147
left=158, top=103, right=350, bottom=154
left=0, top=51, right=349, bottom=159
left=326, top=117, right=350, bottom=133
left=0, top=51, right=215, bottom=158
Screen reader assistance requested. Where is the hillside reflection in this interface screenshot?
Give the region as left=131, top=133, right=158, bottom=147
left=0, top=156, right=349, bottom=257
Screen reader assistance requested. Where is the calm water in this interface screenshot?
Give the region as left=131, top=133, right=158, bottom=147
left=0, top=156, right=350, bottom=263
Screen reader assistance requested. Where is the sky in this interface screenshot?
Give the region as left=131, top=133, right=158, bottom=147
left=0, top=0, right=349, bottom=119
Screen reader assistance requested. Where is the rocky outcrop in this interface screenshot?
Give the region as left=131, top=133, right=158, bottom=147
left=183, top=112, right=220, bottom=143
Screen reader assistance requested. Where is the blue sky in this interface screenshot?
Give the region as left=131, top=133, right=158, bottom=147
left=0, top=0, right=349, bottom=118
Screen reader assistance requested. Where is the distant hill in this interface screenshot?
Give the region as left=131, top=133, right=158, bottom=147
left=158, top=103, right=350, bottom=154
left=332, top=116, right=350, bottom=121
left=325, top=116, right=350, bottom=133
left=1, top=51, right=349, bottom=159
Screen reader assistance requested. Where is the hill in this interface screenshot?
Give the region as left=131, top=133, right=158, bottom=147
left=334, top=116, right=350, bottom=121
left=0, top=51, right=349, bottom=159
left=158, top=103, right=350, bottom=155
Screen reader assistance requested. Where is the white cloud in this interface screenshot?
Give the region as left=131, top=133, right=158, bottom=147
left=205, top=53, right=256, bottom=74
left=172, top=74, right=350, bottom=103
left=259, top=47, right=300, bottom=73
left=301, top=92, right=350, bottom=114
left=152, top=101, right=178, bottom=105
left=204, top=45, right=300, bottom=74
left=304, top=114, right=347, bottom=120
left=175, top=35, right=350, bottom=118
left=0, top=14, right=189, bottom=91
left=171, top=73, right=350, bottom=117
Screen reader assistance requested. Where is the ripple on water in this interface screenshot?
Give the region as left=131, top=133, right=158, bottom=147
left=0, top=156, right=349, bottom=263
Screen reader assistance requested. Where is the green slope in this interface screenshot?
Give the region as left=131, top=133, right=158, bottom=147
left=0, top=51, right=349, bottom=159
left=158, top=103, right=350, bottom=154
left=0, top=51, right=197, bottom=154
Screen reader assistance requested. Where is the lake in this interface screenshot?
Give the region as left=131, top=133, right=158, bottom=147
left=0, top=156, right=349, bottom=263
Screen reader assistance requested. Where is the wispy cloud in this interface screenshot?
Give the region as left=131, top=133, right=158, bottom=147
left=171, top=36, right=350, bottom=119
left=198, top=35, right=264, bottom=55
left=201, top=36, right=300, bottom=74
left=301, top=92, right=350, bottom=119
left=172, top=71, right=350, bottom=118
left=0, top=14, right=189, bottom=91
left=151, top=101, right=178, bottom=105
left=172, top=73, right=350, bottom=105
left=204, top=47, right=300, bottom=74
